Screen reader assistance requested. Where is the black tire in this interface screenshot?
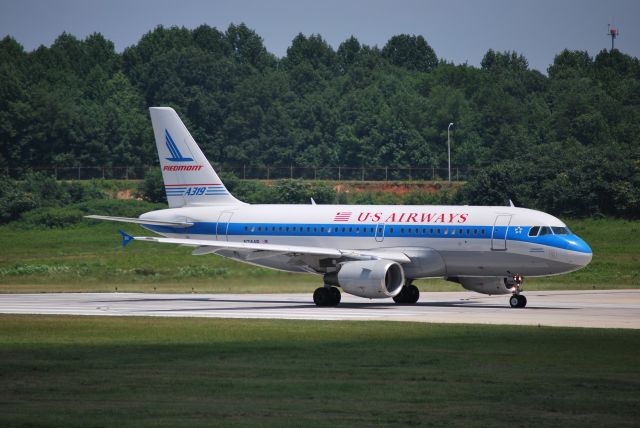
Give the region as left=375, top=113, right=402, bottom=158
left=407, top=285, right=420, bottom=304
left=509, top=295, right=520, bottom=308
left=517, top=295, right=527, bottom=308
left=393, top=286, right=408, bottom=304
left=330, top=287, right=341, bottom=306
left=313, top=287, right=331, bottom=307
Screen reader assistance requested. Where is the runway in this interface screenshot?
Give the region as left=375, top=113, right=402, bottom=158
left=0, top=290, right=638, bottom=329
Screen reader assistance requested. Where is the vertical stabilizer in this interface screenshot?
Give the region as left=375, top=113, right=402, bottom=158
left=149, top=107, right=243, bottom=208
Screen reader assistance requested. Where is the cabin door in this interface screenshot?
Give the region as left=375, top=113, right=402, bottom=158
left=216, top=211, right=234, bottom=241
left=491, top=215, right=512, bottom=251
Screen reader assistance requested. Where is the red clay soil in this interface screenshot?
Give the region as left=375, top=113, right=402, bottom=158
left=336, top=181, right=454, bottom=195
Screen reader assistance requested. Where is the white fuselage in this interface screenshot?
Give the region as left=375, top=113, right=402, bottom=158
left=139, top=204, right=593, bottom=280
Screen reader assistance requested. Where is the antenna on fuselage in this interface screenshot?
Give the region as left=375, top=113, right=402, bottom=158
left=509, top=199, right=515, bottom=207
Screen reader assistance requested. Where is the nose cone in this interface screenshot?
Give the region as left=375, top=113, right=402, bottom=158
left=564, top=235, right=593, bottom=268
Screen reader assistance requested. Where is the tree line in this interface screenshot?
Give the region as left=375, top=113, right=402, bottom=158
left=0, top=24, right=638, bottom=217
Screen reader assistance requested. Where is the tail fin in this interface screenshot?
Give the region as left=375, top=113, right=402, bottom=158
left=149, top=107, right=243, bottom=208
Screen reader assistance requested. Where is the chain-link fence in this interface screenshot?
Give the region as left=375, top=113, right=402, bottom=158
left=1, top=165, right=479, bottom=181
left=1, top=166, right=148, bottom=180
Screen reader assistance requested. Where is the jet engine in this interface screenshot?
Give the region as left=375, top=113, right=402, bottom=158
left=447, top=276, right=511, bottom=295
left=325, top=260, right=405, bottom=299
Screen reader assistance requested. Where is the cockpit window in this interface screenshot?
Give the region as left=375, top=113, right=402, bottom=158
left=539, top=226, right=552, bottom=236
left=528, top=226, right=540, bottom=237
left=552, top=227, right=569, bottom=235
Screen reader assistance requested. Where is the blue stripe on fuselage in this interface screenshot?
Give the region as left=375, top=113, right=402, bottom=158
left=140, top=222, right=591, bottom=254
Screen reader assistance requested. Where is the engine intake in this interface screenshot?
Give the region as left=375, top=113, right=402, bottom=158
left=325, top=260, right=405, bottom=299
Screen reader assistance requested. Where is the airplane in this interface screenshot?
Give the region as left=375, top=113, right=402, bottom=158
left=86, top=107, right=593, bottom=308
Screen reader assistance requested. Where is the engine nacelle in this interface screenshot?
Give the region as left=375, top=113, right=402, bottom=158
left=325, top=260, right=405, bottom=299
left=448, top=277, right=511, bottom=295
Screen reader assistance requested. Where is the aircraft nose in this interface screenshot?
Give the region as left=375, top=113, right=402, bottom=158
left=565, top=235, right=593, bottom=267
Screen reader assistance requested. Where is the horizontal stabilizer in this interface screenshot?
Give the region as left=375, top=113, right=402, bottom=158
left=118, top=230, right=135, bottom=247
left=84, top=215, right=193, bottom=228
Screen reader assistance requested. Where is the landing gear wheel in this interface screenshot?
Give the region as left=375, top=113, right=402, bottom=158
left=509, top=295, right=519, bottom=308
left=393, top=284, right=420, bottom=304
left=517, top=295, right=527, bottom=308
left=406, top=284, right=420, bottom=304
left=313, top=287, right=341, bottom=307
left=330, top=287, right=341, bottom=306
left=509, top=294, right=527, bottom=308
left=313, top=287, right=331, bottom=307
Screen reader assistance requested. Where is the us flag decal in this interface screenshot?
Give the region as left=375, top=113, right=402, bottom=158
left=334, top=211, right=352, bottom=222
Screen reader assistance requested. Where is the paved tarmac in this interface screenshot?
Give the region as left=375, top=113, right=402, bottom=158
left=0, top=290, right=638, bottom=329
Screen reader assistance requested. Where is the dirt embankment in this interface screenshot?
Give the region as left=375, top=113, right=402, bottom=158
left=335, top=181, right=461, bottom=195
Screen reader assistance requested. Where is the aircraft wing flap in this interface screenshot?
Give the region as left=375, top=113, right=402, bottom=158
left=338, top=250, right=411, bottom=263
left=85, top=215, right=193, bottom=228
left=128, top=235, right=410, bottom=263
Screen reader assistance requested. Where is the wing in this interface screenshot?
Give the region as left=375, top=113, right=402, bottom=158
left=120, top=231, right=411, bottom=264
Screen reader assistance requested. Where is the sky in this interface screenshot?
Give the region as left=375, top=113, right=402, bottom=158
left=1, top=0, right=638, bottom=73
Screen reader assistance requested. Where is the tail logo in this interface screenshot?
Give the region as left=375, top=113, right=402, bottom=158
left=165, top=129, right=193, bottom=162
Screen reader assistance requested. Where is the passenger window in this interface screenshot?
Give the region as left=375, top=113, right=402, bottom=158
left=451, top=229, right=456, bottom=235
left=539, top=226, right=552, bottom=236
left=272, top=226, right=275, bottom=232
left=437, top=228, right=441, bottom=235
left=314, top=227, right=318, bottom=232
left=356, top=227, right=359, bottom=233
left=349, top=227, right=352, bottom=232
left=370, top=227, right=374, bottom=233
left=321, top=227, right=325, bottom=233
left=430, top=228, right=434, bottom=234
left=444, top=229, right=448, bottom=235
left=528, top=226, right=540, bottom=237
left=474, top=229, right=478, bottom=235
left=307, top=226, right=310, bottom=232
left=466, top=229, right=470, bottom=235
left=328, top=227, right=332, bottom=233
left=481, top=229, right=485, bottom=235
left=251, top=226, right=255, bottom=232
left=459, top=228, right=463, bottom=235
left=258, top=226, right=262, bottom=232
left=244, top=226, right=248, bottom=231
left=342, top=227, right=346, bottom=233
left=422, top=228, right=426, bottom=234
left=390, top=227, right=394, bottom=233
left=286, top=226, right=289, bottom=232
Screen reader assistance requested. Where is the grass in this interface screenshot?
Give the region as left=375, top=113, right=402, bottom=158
left=0, top=218, right=637, bottom=293
left=0, top=315, right=638, bottom=427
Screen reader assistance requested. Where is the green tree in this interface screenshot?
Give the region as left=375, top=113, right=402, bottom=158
left=382, top=35, right=437, bottom=72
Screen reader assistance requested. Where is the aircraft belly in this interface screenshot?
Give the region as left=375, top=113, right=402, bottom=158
left=439, top=250, right=579, bottom=277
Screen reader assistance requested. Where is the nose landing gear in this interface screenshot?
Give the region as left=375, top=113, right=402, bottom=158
left=506, top=275, right=527, bottom=308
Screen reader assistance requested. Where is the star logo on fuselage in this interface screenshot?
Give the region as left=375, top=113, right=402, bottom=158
left=514, top=226, right=523, bottom=234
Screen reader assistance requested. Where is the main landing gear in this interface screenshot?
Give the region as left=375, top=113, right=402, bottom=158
left=313, top=286, right=341, bottom=307
left=506, top=275, right=527, bottom=308
left=393, top=282, right=420, bottom=304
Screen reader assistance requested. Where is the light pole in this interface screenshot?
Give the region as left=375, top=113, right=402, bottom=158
left=447, top=122, right=454, bottom=182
